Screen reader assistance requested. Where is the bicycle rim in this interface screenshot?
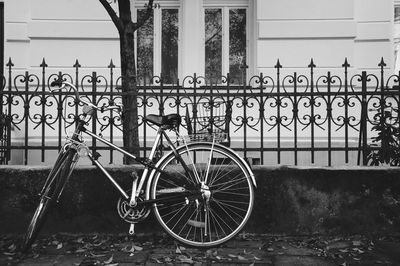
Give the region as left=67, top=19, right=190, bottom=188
left=151, top=143, right=254, bottom=247
left=22, top=149, right=77, bottom=252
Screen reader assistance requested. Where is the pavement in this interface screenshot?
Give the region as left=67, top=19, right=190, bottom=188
left=1, top=233, right=400, bottom=266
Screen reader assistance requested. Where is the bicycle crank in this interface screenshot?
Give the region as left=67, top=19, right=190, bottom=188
left=117, top=195, right=150, bottom=225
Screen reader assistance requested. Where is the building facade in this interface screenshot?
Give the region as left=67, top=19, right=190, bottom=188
left=2, top=0, right=395, bottom=80
left=0, top=0, right=397, bottom=166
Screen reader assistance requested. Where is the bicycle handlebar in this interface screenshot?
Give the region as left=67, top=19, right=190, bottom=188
left=50, top=79, right=122, bottom=114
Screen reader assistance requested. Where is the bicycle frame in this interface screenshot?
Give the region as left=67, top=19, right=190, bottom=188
left=70, top=117, right=192, bottom=206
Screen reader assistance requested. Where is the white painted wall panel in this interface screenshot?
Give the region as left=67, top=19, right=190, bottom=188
left=258, top=20, right=356, bottom=39
left=256, top=0, right=354, bottom=20
left=29, top=39, right=120, bottom=68
left=354, top=0, right=392, bottom=22
left=30, top=0, right=113, bottom=21
left=356, top=22, right=392, bottom=40
left=28, top=21, right=118, bottom=39
left=354, top=41, right=393, bottom=69
left=4, top=0, right=30, bottom=22
left=6, top=23, right=29, bottom=41
left=5, top=42, right=30, bottom=68
left=256, top=39, right=354, bottom=68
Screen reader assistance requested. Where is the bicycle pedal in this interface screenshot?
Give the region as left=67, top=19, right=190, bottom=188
left=129, top=223, right=135, bottom=235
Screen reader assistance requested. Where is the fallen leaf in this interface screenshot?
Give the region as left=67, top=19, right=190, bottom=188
left=104, top=255, right=114, bottom=264
left=56, top=243, right=63, bottom=249
left=176, top=246, right=182, bottom=254
left=8, top=244, right=16, bottom=252
left=75, top=248, right=86, bottom=253
left=151, top=258, right=163, bottom=263
left=177, top=255, right=193, bottom=263
left=237, top=255, right=247, bottom=260
left=133, top=245, right=143, bottom=251
left=89, top=252, right=106, bottom=258
left=267, top=247, right=274, bottom=252
left=228, top=254, right=237, bottom=258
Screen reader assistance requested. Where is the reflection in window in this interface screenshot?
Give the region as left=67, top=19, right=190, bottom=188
left=137, top=9, right=154, bottom=85
left=205, top=9, right=222, bottom=82
left=205, top=8, right=247, bottom=84
left=229, top=9, right=246, bottom=84
left=162, top=9, right=179, bottom=84
left=395, top=7, right=400, bottom=73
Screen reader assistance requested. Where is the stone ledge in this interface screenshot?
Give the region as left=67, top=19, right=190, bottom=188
left=1, top=165, right=399, bottom=235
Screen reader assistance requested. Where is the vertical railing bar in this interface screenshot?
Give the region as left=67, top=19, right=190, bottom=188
left=24, top=71, right=29, bottom=165
left=293, top=72, right=298, bottom=166
left=40, top=59, right=47, bottom=162
left=108, top=60, right=114, bottom=163
left=6, top=59, right=13, bottom=163
left=259, top=72, right=265, bottom=165
left=243, top=80, right=248, bottom=162
left=57, top=71, right=63, bottom=151
left=277, top=70, right=281, bottom=164
left=309, top=59, right=315, bottom=164
left=91, top=71, right=97, bottom=157
left=343, top=59, right=350, bottom=164
left=360, top=71, right=368, bottom=165
left=327, top=71, right=332, bottom=166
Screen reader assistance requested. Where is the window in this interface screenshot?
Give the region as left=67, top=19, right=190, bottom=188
left=205, top=7, right=247, bottom=84
left=136, top=7, right=179, bottom=85
left=0, top=2, right=3, bottom=83
left=395, top=5, right=400, bottom=72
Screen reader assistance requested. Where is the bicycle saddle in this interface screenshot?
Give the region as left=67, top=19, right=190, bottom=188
left=145, top=114, right=181, bottom=128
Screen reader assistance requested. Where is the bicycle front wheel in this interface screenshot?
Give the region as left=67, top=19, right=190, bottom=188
left=151, top=142, right=254, bottom=247
left=22, top=148, right=78, bottom=252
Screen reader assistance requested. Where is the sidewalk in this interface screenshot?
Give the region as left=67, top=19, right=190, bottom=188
left=1, top=233, right=400, bottom=265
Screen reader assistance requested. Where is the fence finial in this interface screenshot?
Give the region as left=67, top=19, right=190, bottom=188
left=308, top=58, right=316, bottom=69
left=108, top=59, right=115, bottom=69
left=342, top=58, right=350, bottom=68
left=40, top=58, right=48, bottom=68
left=6, top=58, right=13, bottom=67
left=378, top=57, right=386, bottom=68
left=274, top=59, right=282, bottom=69
left=73, top=59, right=81, bottom=69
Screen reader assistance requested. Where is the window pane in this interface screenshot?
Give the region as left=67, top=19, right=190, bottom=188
left=205, top=9, right=222, bottom=82
left=137, top=9, right=154, bottom=85
left=229, top=9, right=246, bottom=84
left=162, top=9, right=179, bottom=84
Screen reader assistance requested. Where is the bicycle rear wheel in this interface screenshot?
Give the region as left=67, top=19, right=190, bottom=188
left=151, top=142, right=254, bottom=247
left=22, top=148, right=77, bottom=252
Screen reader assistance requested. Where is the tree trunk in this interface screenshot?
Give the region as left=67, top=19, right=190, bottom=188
left=120, top=24, right=140, bottom=164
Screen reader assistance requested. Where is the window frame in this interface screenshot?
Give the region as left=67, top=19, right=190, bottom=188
left=134, top=2, right=180, bottom=84
left=203, top=2, right=249, bottom=83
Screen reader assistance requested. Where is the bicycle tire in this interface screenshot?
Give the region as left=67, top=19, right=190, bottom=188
left=151, top=142, right=254, bottom=247
left=22, top=148, right=77, bottom=252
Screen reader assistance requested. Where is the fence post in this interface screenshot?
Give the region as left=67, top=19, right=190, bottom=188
left=360, top=71, right=368, bottom=166
left=40, top=58, right=48, bottom=162
left=91, top=71, right=97, bottom=157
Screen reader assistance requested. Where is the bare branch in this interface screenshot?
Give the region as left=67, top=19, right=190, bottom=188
left=99, top=0, right=123, bottom=32
left=135, top=0, right=154, bottom=30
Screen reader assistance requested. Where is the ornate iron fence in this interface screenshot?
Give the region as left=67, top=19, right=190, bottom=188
left=1, top=57, right=399, bottom=166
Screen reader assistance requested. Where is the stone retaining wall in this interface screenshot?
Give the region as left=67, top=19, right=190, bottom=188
left=1, top=165, right=399, bottom=235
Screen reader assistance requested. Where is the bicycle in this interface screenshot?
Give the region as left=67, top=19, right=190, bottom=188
left=22, top=79, right=257, bottom=252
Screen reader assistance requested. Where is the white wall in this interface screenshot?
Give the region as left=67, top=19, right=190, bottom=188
left=255, top=0, right=394, bottom=77
left=4, top=0, right=120, bottom=77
